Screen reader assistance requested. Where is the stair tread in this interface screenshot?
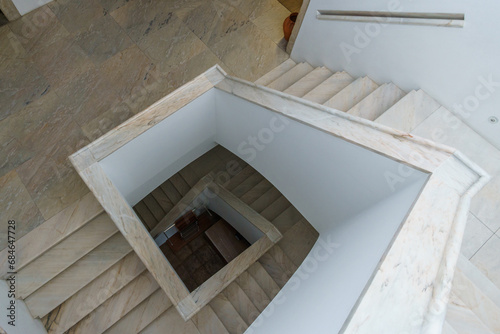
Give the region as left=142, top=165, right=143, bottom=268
left=239, top=179, right=273, bottom=205
left=142, top=194, right=166, bottom=222
left=209, top=293, right=248, bottom=334
left=260, top=196, right=291, bottom=222
left=278, top=220, right=319, bottom=267
left=267, top=245, right=298, bottom=278
left=451, top=255, right=500, bottom=332
left=231, top=172, right=264, bottom=198
left=324, top=76, right=379, bottom=111
left=0, top=193, right=103, bottom=278
left=249, top=187, right=281, bottom=212
left=103, top=289, right=172, bottom=334
left=267, top=62, right=314, bottom=92
left=179, top=165, right=202, bottom=187
left=247, top=262, right=281, bottom=300
left=43, top=252, right=146, bottom=334
left=223, top=282, right=260, bottom=326
left=302, top=71, right=354, bottom=104
left=375, top=89, right=440, bottom=132
left=192, top=305, right=230, bottom=334
left=159, top=180, right=183, bottom=204
left=347, top=83, right=406, bottom=121
left=150, top=187, right=174, bottom=214
left=134, top=201, right=157, bottom=231
left=225, top=165, right=256, bottom=191
left=140, top=305, right=200, bottom=334
left=258, top=252, right=290, bottom=288
left=271, top=205, right=303, bottom=234
left=18, top=213, right=117, bottom=299
left=25, top=233, right=132, bottom=318
left=69, top=271, right=159, bottom=334
left=235, top=271, right=271, bottom=312
left=446, top=293, right=494, bottom=334
left=170, top=173, right=192, bottom=196
left=283, top=66, right=334, bottom=98
left=255, top=59, right=296, bottom=86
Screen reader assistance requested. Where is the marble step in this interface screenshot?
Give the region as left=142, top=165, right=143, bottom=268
left=192, top=305, right=230, bottom=334
left=271, top=205, right=304, bottom=234
left=247, top=261, right=281, bottom=300
left=302, top=71, right=354, bottom=104
left=267, top=245, right=298, bottom=278
left=260, top=196, right=291, bottom=222
left=375, top=89, right=441, bottom=132
left=209, top=293, right=248, bottom=334
left=323, top=76, right=379, bottom=111
left=25, top=233, right=132, bottom=318
left=255, top=59, right=296, bottom=86
left=266, top=62, right=314, bottom=92
left=142, top=193, right=166, bottom=222
left=451, top=255, right=500, bottom=332
left=235, top=271, right=271, bottom=312
left=446, top=293, right=494, bottom=334
left=225, top=165, right=256, bottom=191
left=17, top=213, right=117, bottom=299
left=278, top=220, right=319, bottom=267
left=411, top=107, right=500, bottom=231
left=223, top=281, right=260, bottom=326
left=104, top=289, right=173, bottom=334
left=442, top=321, right=459, bottom=334
left=150, top=186, right=174, bottom=214
left=68, top=271, right=159, bottom=334
left=140, top=306, right=200, bottom=334
left=249, top=187, right=281, bottom=213
left=231, top=171, right=264, bottom=198
left=258, top=252, right=290, bottom=288
left=43, top=252, right=146, bottom=334
left=134, top=201, right=158, bottom=231
left=159, top=179, right=183, bottom=204
left=347, top=83, right=406, bottom=121
left=239, top=179, right=274, bottom=205
left=179, top=164, right=202, bottom=187
left=283, top=66, right=333, bottom=97
left=0, top=192, right=103, bottom=278
left=170, top=172, right=192, bottom=196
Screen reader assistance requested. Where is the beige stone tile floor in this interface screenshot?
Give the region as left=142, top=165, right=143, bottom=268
left=0, top=0, right=291, bottom=249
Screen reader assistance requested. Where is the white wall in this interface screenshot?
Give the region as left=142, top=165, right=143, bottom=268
left=291, top=0, right=500, bottom=150
left=100, top=90, right=217, bottom=206
left=214, top=90, right=428, bottom=229
left=214, top=90, right=427, bottom=333
left=11, top=0, right=52, bottom=15
left=246, top=181, right=425, bottom=334
left=207, top=192, right=264, bottom=244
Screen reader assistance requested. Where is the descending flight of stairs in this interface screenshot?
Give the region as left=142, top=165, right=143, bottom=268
left=256, top=59, right=500, bottom=334
left=0, top=147, right=318, bottom=334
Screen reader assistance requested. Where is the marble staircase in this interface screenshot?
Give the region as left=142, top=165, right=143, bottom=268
left=0, top=147, right=318, bottom=334
left=256, top=60, right=500, bottom=333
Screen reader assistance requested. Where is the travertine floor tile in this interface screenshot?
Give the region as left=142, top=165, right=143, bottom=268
left=48, top=0, right=107, bottom=33
left=462, top=213, right=495, bottom=259
left=181, top=0, right=249, bottom=46
left=471, top=234, right=500, bottom=290
left=30, top=36, right=93, bottom=90
left=251, top=2, right=289, bottom=45
left=211, top=21, right=288, bottom=81
left=0, top=58, right=51, bottom=121
left=9, top=5, right=69, bottom=54
left=17, top=153, right=90, bottom=220
left=74, top=15, right=133, bottom=65
left=111, top=0, right=175, bottom=43
left=98, top=45, right=159, bottom=100
left=0, top=170, right=44, bottom=250
left=0, top=25, right=25, bottom=58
